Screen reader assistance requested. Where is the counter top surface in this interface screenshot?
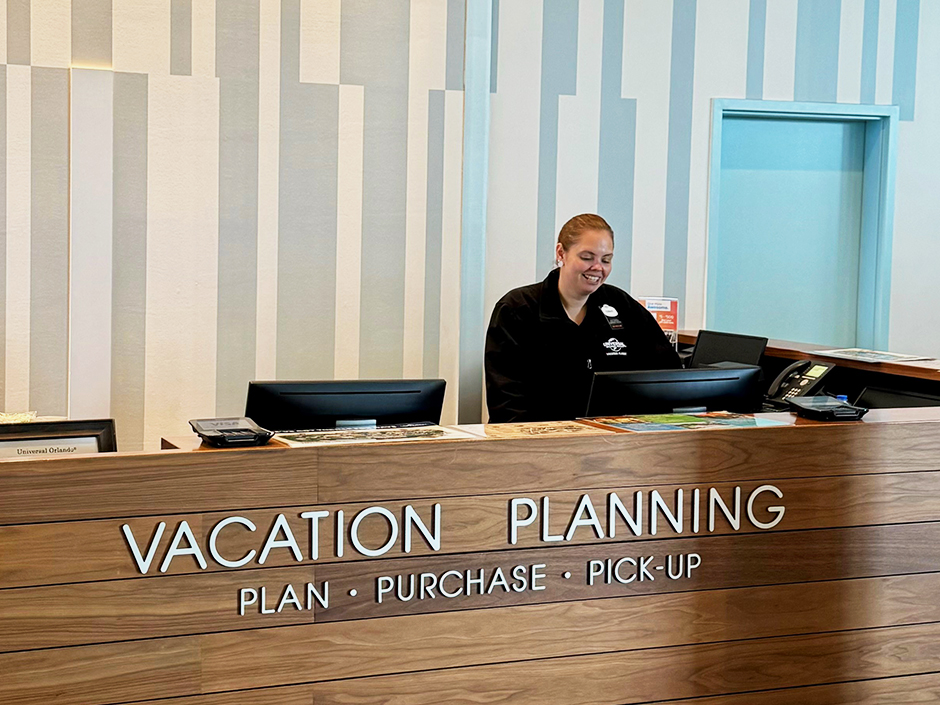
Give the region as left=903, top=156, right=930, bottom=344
left=679, top=329, right=940, bottom=380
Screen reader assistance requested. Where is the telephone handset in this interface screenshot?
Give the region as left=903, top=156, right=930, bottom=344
left=766, top=360, right=836, bottom=402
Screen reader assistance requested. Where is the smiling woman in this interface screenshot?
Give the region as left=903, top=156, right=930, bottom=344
left=484, top=214, right=682, bottom=423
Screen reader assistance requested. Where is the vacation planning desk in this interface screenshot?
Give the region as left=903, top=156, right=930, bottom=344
left=3, top=409, right=940, bottom=703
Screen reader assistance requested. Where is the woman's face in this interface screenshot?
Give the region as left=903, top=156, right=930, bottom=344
left=556, top=229, right=614, bottom=298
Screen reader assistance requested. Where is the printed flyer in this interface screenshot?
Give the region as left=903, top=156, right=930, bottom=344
left=585, top=411, right=788, bottom=434
left=637, top=296, right=679, bottom=347
left=275, top=425, right=478, bottom=447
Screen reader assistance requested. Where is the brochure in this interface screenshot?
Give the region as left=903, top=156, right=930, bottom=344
left=275, top=424, right=478, bottom=447
left=461, top=420, right=616, bottom=439
left=636, top=296, right=679, bottom=347
left=585, top=411, right=788, bottom=434
left=814, top=348, right=935, bottom=364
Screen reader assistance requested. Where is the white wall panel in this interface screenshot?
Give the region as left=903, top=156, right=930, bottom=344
left=555, top=0, right=602, bottom=231
left=403, top=0, right=447, bottom=377
left=30, top=0, right=70, bottom=68
left=144, top=75, right=219, bottom=447
left=5, top=66, right=30, bottom=413
left=300, top=0, right=341, bottom=84
left=623, top=0, right=672, bottom=296
left=334, top=84, right=365, bottom=379
left=763, top=0, right=798, bottom=101
left=440, top=89, right=464, bottom=425
left=485, top=0, right=541, bottom=315
left=113, top=0, right=171, bottom=74
left=687, top=0, right=749, bottom=329
left=890, top=0, right=939, bottom=357
left=0, top=1, right=7, bottom=65
left=875, top=0, right=897, bottom=105
left=256, top=0, right=280, bottom=380
left=69, top=69, right=114, bottom=419
left=191, top=0, right=216, bottom=78
left=838, top=0, right=865, bottom=104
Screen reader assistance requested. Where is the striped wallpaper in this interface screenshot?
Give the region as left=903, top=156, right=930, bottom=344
left=1, top=0, right=937, bottom=449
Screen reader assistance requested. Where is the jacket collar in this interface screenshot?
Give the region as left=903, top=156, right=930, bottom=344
left=538, top=267, right=611, bottom=323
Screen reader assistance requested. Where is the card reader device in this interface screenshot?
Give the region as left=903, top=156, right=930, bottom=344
left=189, top=417, right=274, bottom=447
left=787, top=396, right=869, bottom=421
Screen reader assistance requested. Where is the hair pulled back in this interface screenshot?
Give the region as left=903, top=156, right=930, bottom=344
left=557, top=213, right=614, bottom=251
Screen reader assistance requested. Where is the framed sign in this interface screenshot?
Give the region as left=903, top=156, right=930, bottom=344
left=0, top=419, right=117, bottom=458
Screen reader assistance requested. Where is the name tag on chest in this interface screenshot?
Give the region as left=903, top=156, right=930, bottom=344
left=600, top=303, right=622, bottom=330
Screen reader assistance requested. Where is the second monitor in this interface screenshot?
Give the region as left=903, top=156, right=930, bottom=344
left=246, top=379, right=446, bottom=431
left=585, top=365, right=763, bottom=417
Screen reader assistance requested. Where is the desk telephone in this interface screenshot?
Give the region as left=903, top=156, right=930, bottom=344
left=766, top=360, right=836, bottom=402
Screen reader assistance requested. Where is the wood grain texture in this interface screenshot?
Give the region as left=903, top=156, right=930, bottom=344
left=5, top=518, right=940, bottom=652
left=0, top=636, right=200, bottom=705
left=0, top=446, right=319, bottom=525
left=2, top=577, right=940, bottom=704
left=5, top=518, right=940, bottom=653
left=67, top=623, right=940, bottom=705
left=657, top=671, right=940, bottom=704
left=313, top=521, right=940, bottom=621
left=196, top=571, right=940, bottom=693
left=0, top=566, right=319, bottom=652
left=3, top=413, right=940, bottom=704
left=114, top=672, right=940, bottom=705
left=316, top=419, right=940, bottom=503
left=7, top=471, right=940, bottom=589
left=3, top=411, right=940, bottom=524
left=304, top=623, right=940, bottom=705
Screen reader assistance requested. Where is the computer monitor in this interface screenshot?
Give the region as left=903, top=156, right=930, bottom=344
left=585, top=365, right=763, bottom=416
left=689, top=330, right=768, bottom=368
left=245, top=379, right=446, bottom=431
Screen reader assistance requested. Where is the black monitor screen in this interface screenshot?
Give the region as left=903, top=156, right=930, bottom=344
left=689, top=330, right=768, bottom=368
left=245, top=379, right=446, bottom=431
left=585, top=366, right=763, bottom=417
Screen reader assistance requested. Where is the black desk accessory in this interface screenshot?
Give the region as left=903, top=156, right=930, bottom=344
left=189, top=417, right=274, bottom=447
left=787, top=396, right=868, bottom=421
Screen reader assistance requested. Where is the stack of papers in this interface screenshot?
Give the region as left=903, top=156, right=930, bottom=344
left=815, top=348, right=935, bottom=364
left=275, top=424, right=477, bottom=447
left=584, top=411, right=788, bottom=434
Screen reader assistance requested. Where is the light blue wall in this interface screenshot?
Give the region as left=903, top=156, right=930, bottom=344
left=711, top=116, right=865, bottom=346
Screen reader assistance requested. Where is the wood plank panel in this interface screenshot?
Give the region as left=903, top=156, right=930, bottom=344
left=0, top=446, right=319, bottom=525
left=0, top=636, right=201, bottom=705
left=3, top=413, right=940, bottom=705
left=4, top=415, right=940, bottom=525
left=302, top=622, right=940, bottom=705
left=313, top=521, right=940, bottom=621
left=0, top=566, right=319, bottom=652
left=106, top=671, right=940, bottom=705
left=197, top=571, right=940, bottom=693
left=657, top=671, right=940, bottom=703
left=5, top=521, right=940, bottom=652
left=317, top=420, right=940, bottom=502
left=67, top=623, right=940, bottom=705
left=2, top=563, right=940, bottom=699
left=7, top=471, right=940, bottom=588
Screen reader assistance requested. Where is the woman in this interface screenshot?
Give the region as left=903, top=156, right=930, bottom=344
left=485, top=213, right=681, bottom=423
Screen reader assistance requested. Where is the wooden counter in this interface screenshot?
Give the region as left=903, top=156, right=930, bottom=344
left=4, top=410, right=940, bottom=703
left=679, top=329, right=940, bottom=381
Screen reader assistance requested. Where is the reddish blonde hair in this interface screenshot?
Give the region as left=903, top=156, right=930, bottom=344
left=557, top=213, right=614, bottom=251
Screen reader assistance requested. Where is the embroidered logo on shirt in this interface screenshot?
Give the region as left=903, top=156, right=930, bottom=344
left=602, top=338, right=627, bottom=355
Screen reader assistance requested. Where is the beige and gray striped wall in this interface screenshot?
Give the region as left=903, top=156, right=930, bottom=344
left=3, top=0, right=940, bottom=450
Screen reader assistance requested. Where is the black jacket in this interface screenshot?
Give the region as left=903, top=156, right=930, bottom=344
left=485, top=269, right=682, bottom=422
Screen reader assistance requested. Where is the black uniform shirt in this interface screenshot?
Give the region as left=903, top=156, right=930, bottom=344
left=484, top=268, right=682, bottom=423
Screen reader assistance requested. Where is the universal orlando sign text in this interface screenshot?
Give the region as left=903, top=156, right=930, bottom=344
left=121, top=484, right=785, bottom=614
